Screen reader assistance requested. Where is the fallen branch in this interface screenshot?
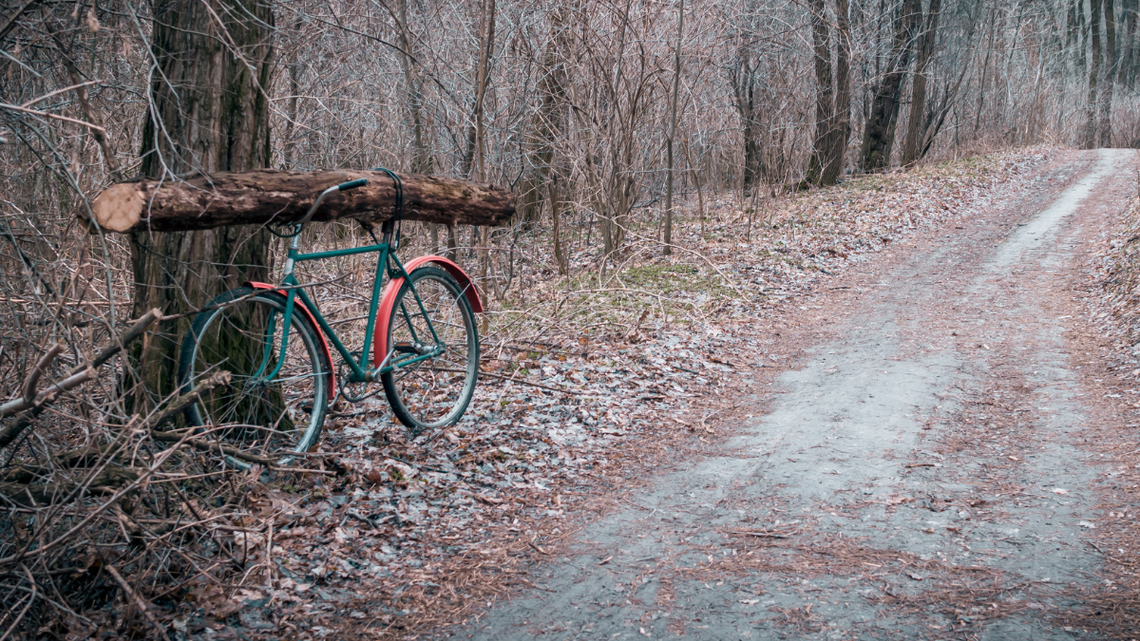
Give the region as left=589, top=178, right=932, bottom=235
left=103, top=561, right=171, bottom=641
left=0, top=309, right=162, bottom=448
left=149, top=430, right=275, bottom=467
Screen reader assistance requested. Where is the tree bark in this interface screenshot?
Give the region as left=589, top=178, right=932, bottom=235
left=1100, top=0, right=1117, bottom=147
left=804, top=0, right=834, bottom=186
left=397, top=0, right=431, bottom=175
left=461, top=0, right=496, bottom=181
left=1121, top=0, right=1138, bottom=89
left=730, top=57, right=761, bottom=191
left=903, top=0, right=941, bottom=166
left=860, top=0, right=922, bottom=172
left=550, top=177, right=567, bottom=275
left=663, top=0, right=684, bottom=255
left=131, top=0, right=275, bottom=408
left=821, top=0, right=851, bottom=186
left=89, top=170, right=515, bottom=233
left=1088, top=0, right=1102, bottom=149
left=515, top=7, right=571, bottom=227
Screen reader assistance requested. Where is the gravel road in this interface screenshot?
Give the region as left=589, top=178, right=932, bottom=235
left=455, top=149, right=1140, bottom=640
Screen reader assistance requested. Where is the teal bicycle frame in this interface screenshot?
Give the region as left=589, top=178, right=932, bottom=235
left=252, top=185, right=447, bottom=389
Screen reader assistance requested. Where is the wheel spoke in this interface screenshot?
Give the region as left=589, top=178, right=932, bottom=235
left=382, top=268, right=478, bottom=433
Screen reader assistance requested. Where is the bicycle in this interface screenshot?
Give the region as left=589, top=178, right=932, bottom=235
left=176, top=174, right=481, bottom=468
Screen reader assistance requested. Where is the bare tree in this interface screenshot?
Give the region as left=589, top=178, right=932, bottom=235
left=861, top=0, right=922, bottom=171
left=663, top=0, right=684, bottom=254
left=1086, top=0, right=1103, bottom=147
left=903, top=0, right=942, bottom=165
left=1100, top=0, right=1117, bottom=146
left=514, top=7, right=571, bottom=228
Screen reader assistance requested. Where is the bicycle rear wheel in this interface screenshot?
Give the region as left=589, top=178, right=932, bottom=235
left=177, top=287, right=331, bottom=468
left=380, top=266, right=478, bottom=434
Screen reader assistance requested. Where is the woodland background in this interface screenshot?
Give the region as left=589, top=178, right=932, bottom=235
left=1, top=0, right=1139, bottom=637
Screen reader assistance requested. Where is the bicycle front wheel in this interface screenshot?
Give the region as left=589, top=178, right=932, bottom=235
left=381, top=266, right=479, bottom=434
left=177, top=287, right=331, bottom=468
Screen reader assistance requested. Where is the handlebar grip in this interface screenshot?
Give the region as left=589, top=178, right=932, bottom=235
left=338, top=178, right=367, bottom=191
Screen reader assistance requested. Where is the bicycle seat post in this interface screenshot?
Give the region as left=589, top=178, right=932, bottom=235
left=283, top=223, right=303, bottom=278
left=381, top=220, right=395, bottom=248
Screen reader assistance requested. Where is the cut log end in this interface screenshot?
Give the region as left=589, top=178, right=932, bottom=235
left=92, top=183, right=145, bottom=233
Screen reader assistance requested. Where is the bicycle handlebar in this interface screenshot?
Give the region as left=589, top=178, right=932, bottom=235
left=296, top=178, right=369, bottom=227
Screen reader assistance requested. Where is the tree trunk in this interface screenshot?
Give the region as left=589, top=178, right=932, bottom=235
left=461, top=0, right=496, bottom=181
left=663, top=0, right=683, bottom=255
left=821, top=0, right=852, bottom=186
left=1088, top=0, right=1102, bottom=149
left=283, top=56, right=301, bottom=169
left=973, top=7, right=997, bottom=138
left=730, top=58, right=761, bottom=192
left=804, top=0, right=834, bottom=186
left=514, top=7, right=571, bottom=227
left=550, top=177, right=567, bottom=275
left=903, top=0, right=941, bottom=166
left=860, top=0, right=922, bottom=172
left=131, top=0, right=274, bottom=408
left=682, top=141, right=707, bottom=236
left=1121, top=0, right=1138, bottom=89
left=1100, top=0, right=1117, bottom=147
left=397, top=0, right=431, bottom=175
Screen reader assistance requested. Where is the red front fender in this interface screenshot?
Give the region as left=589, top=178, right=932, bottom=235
left=373, top=256, right=482, bottom=369
left=245, top=282, right=336, bottom=401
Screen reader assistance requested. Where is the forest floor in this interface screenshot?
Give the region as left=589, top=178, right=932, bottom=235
left=170, top=147, right=1140, bottom=640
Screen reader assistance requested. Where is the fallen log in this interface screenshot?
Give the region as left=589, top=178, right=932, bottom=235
left=87, top=169, right=516, bottom=233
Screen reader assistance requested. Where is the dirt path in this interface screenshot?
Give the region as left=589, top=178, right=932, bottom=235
left=450, top=149, right=1140, bottom=640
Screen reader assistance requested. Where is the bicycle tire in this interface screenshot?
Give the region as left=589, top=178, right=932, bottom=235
left=380, top=266, right=479, bottom=434
left=177, top=287, right=331, bottom=468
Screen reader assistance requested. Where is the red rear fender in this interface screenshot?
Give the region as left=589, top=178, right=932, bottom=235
left=399, top=256, right=483, bottom=313
left=372, top=257, right=482, bottom=369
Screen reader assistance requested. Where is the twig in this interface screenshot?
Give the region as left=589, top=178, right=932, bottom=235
left=103, top=561, right=171, bottom=641
left=142, top=370, right=230, bottom=432
left=0, top=366, right=95, bottom=418
left=0, top=101, right=107, bottom=133
left=72, top=308, right=163, bottom=375
left=0, top=566, right=35, bottom=641
left=21, top=344, right=61, bottom=404
left=726, top=529, right=790, bottom=539
left=149, top=429, right=275, bottom=467
left=0, top=308, right=159, bottom=446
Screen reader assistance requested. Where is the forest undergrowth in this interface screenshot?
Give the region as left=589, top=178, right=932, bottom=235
left=0, top=147, right=1055, bottom=640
